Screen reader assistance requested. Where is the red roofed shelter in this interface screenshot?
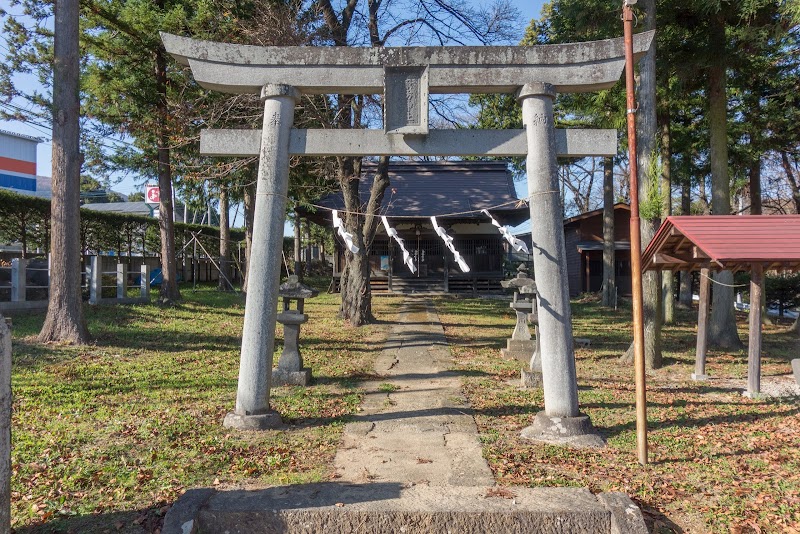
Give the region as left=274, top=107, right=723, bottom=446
left=643, top=215, right=800, bottom=396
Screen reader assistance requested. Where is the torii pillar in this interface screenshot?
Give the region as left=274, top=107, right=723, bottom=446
left=518, top=83, right=603, bottom=447
left=223, top=84, right=299, bottom=430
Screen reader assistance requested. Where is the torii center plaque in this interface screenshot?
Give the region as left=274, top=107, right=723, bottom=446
left=162, top=31, right=654, bottom=438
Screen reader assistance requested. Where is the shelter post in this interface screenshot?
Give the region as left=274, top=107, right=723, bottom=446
left=747, top=263, right=763, bottom=397
left=224, top=84, right=299, bottom=430
left=693, top=268, right=710, bottom=380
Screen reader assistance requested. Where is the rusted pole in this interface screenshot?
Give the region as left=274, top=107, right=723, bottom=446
left=693, top=268, right=711, bottom=380
left=747, top=263, right=763, bottom=396
left=623, top=0, right=648, bottom=466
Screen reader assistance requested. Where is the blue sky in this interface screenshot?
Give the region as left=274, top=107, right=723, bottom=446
left=0, top=0, right=547, bottom=231
left=0, top=0, right=546, bottom=179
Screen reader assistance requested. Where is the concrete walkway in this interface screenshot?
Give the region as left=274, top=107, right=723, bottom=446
left=163, top=297, right=648, bottom=534
left=333, top=298, right=494, bottom=487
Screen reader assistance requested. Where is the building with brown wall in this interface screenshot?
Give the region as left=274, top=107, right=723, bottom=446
left=518, top=203, right=632, bottom=297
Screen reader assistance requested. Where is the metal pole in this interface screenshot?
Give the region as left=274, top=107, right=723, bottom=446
left=623, top=0, right=648, bottom=466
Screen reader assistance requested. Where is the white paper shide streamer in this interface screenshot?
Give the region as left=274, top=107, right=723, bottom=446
left=430, top=216, right=470, bottom=273
left=332, top=210, right=359, bottom=254
left=381, top=216, right=416, bottom=274
left=481, top=209, right=529, bottom=254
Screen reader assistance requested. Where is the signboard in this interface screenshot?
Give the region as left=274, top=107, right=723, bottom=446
left=145, top=185, right=160, bottom=205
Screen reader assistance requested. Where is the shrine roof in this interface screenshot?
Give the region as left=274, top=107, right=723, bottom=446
left=303, top=161, right=528, bottom=226
left=642, top=215, right=800, bottom=272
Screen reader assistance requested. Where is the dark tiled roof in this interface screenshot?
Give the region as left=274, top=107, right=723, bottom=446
left=309, top=161, right=527, bottom=225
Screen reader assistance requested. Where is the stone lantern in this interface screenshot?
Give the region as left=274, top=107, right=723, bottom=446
left=272, top=275, right=319, bottom=386
left=500, top=264, right=542, bottom=388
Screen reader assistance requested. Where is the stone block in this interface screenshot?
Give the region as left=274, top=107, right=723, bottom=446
left=500, top=339, right=535, bottom=364
left=271, top=368, right=312, bottom=387
left=162, top=488, right=215, bottom=534
left=596, top=492, right=649, bottom=534
left=792, top=359, right=800, bottom=386
left=161, top=483, right=648, bottom=534
left=521, top=368, right=542, bottom=388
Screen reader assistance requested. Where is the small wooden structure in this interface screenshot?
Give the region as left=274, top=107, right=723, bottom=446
left=517, top=203, right=633, bottom=297
left=643, top=215, right=800, bottom=396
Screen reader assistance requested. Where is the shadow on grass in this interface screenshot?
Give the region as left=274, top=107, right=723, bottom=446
left=15, top=503, right=170, bottom=534
left=639, top=504, right=686, bottom=533
left=599, top=405, right=800, bottom=442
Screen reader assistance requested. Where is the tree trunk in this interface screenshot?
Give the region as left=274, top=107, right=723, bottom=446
left=698, top=175, right=710, bottom=214
left=622, top=0, right=661, bottom=369
left=781, top=151, right=800, bottom=214
left=218, top=183, right=231, bottom=290
left=242, top=178, right=256, bottom=292
left=748, top=160, right=772, bottom=325
left=155, top=46, right=180, bottom=305
left=38, top=0, right=89, bottom=344
left=338, top=156, right=390, bottom=326
left=677, top=180, right=693, bottom=308
left=707, top=13, right=742, bottom=350
left=749, top=159, right=762, bottom=215
left=293, top=212, right=301, bottom=277
left=601, top=157, right=616, bottom=307
left=660, top=109, right=674, bottom=324
left=305, top=221, right=312, bottom=276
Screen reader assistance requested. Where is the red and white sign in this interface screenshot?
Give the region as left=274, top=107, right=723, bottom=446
left=145, top=185, right=160, bottom=204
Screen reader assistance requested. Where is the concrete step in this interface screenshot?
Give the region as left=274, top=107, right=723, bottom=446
left=163, top=484, right=647, bottom=534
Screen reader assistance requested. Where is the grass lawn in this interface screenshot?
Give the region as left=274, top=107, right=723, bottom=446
left=7, top=286, right=799, bottom=533
left=8, top=283, right=402, bottom=533
left=433, top=294, right=800, bottom=533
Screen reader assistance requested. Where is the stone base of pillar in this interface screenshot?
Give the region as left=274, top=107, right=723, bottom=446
left=272, top=368, right=312, bottom=386
left=520, top=411, right=605, bottom=449
left=223, top=411, right=282, bottom=430
left=791, top=359, right=800, bottom=386
left=690, top=373, right=709, bottom=381
left=500, top=339, right=536, bottom=363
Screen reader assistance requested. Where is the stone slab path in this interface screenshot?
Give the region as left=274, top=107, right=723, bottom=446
left=333, top=297, right=494, bottom=487
left=161, top=297, right=649, bottom=533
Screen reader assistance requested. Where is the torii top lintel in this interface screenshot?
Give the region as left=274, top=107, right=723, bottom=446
left=160, top=31, right=654, bottom=95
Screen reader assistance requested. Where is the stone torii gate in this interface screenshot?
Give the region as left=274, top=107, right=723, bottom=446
left=162, top=31, right=653, bottom=443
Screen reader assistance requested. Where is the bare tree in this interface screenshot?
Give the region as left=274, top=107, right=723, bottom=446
left=38, top=0, right=89, bottom=344
left=312, top=0, right=520, bottom=325
left=561, top=158, right=601, bottom=217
